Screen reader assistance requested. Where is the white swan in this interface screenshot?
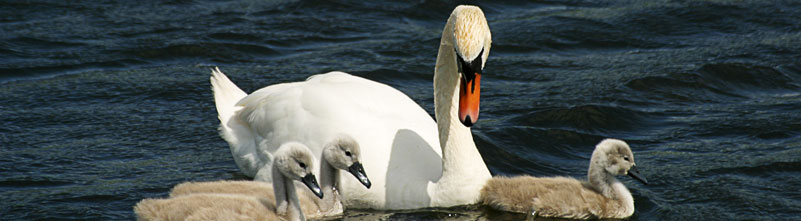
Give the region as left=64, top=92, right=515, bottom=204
left=134, top=143, right=323, bottom=221
left=479, top=139, right=649, bottom=219
left=210, top=5, right=492, bottom=209
left=169, top=135, right=371, bottom=219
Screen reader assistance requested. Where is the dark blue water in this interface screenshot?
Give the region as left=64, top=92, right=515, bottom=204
left=2, top=0, right=801, bottom=220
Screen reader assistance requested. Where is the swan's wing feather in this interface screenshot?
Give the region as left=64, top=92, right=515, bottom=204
left=238, top=71, right=440, bottom=158
left=232, top=72, right=442, bottom=208
left=299, top=72, right=444, bottom=208
left=211, top=68, right=263, bottom=177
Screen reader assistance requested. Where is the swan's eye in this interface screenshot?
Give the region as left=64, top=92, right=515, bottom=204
left=345, top=151, right=352, bottom=157
left=299, top=162, right=307, bottom=169
left=623, top=156, right=630, bottom=162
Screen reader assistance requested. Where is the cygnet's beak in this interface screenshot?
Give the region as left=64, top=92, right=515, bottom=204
left=458, top=72, right=481, bottom=127
left=348, top=162, right=371, bottom=189
left=627, top=165, right=648, bottom=185
left=301, top=174, right=324, bottom=199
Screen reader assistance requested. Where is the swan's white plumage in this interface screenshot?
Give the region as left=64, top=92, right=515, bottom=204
left=211, top=67, right=259, bottom=177
left=210, top=5, right=492, bottom=209
left=213, top=71, right=442, bottom=209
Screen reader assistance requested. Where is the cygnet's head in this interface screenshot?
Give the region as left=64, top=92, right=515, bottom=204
left=323, top=134, right=371, bottom=189
left=450, top=5, right=492, bottom=127
left=274, top=142, right=324, bottom=198
left=592, top=139, right=648, bottom=185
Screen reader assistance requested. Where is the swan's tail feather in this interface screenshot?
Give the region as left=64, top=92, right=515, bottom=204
left=211, top=67, right=247, bottom=123
left=210, top=67, right=260, bottom=177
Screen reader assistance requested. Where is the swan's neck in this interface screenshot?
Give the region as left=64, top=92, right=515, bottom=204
left=434, top=48, right=478, bottom=174
left=588, top=167, right=634, bottom=216
left=272, top=166, right=306, bottom=221
left=318, top=160, right=341, bottom=212
left=430, top=19, right=491, bottom=205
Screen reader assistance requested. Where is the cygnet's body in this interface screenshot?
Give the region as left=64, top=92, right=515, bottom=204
left=480, top=139, right=648, bottom=219
left=138, top=193, right=276, bottom=221
left=134, top=142, right=323, bottom=221
left=170, top=135, right=371, bottom=219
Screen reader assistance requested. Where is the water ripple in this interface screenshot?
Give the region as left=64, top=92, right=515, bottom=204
left=3, top=0, right=801, bottom=220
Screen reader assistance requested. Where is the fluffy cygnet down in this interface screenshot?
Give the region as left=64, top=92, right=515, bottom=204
left=480, top=138, right=648, bottom=219
left=134, top=142, right=323, bottom=221
left=169, top=135, right=371, bottom=219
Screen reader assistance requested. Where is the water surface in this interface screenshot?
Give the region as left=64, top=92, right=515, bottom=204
left=2, top=0, right=801, bottom=220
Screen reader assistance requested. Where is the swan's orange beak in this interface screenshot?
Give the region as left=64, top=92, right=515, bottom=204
left=459, top=73, right=481, bottom=127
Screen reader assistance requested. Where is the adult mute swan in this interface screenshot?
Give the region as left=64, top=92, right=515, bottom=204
left=169, top=135, right=370, bottom=219
left=134, top=142, right=323, bottom=221
left=210, top=5, right=492, bottom=209
left=479, top=139, right=649, bottom=219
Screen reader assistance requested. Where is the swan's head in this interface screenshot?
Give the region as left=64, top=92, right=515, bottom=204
left=274, top=142, right=324, bottom=199
left=450, top=5, right=492, bottom=127
left=592, top=139, right=648, bottom=185
left=323, top=134, right=371, bottom=189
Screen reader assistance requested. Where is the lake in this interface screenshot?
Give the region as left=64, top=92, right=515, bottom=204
left=2, top=0, right=800, bottom=220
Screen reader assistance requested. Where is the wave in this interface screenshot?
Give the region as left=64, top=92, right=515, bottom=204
left=476, top=126, right=608, bottom=177
left=703, top=161, right=801, bottom=178
left=0, top=177, right=73, bottom=188
left=626, top=63, right=800, bottom=103
left=0, top=59, right=146, bottom=83
left=699, top=63, right=799, bottom=93
left=510, top=104, right=664, bottom=134
left=124, top=42, right=280, bottom=62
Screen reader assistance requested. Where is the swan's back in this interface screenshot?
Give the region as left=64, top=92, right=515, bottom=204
left=230, top=71, right=441, bottom=207
left=134, top=193, right=277, bottom=221
left=237, top=71, right=438, bottom=149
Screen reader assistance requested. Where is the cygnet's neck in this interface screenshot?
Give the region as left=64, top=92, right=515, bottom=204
left=317, top=159, right=342, bottom=212
left=588, top=163, right=634, bottom=216
left=272, top=164, right=306, bottom=221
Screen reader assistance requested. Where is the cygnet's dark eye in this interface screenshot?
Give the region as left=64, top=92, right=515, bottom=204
left=345, top=151, right=352, bottom=157
left=623, top=156, right=630, bottom=162
left=299, top=162, right=307, bottom=169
